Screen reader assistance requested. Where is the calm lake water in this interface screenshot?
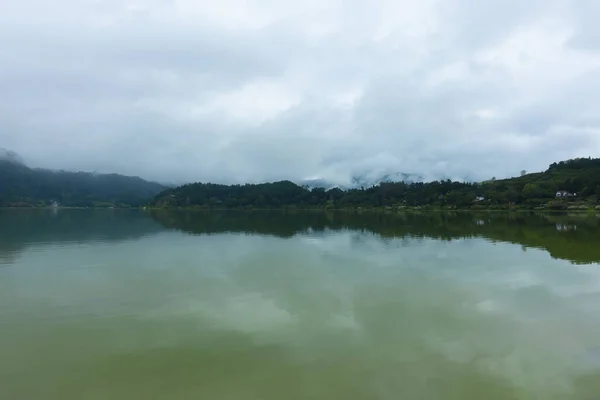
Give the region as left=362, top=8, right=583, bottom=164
left=1, top=209, right=600, bottom=399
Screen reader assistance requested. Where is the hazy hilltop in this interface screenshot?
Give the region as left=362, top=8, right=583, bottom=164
left=0, top=151, right=166, bottom=207
left=0, top=148, right=26, bottom=165
left=300, top=171, right=425, bottom=190
left=3, top=150, right=600, bottom=210
left=152, top=157, right=600, bottom=210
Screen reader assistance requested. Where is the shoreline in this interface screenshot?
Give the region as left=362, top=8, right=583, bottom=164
left=1, top=204, right=599, bottom=214
left=4, top=206, right=597, bottom=213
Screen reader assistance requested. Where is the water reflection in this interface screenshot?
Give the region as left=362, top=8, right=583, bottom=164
left=0, top=209, right=163, bottom=264
left=1, top=210, right=600, bottom=399
left=149, top=210, right=600, bottom=265
left=1, top=210, right=599, bottom=265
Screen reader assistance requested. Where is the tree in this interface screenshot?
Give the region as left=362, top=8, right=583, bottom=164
left=507, top=187, right=520, bottom=203
left=522, top=183, right=539, bottom=199
left=520, top=170, right=527, bottom=177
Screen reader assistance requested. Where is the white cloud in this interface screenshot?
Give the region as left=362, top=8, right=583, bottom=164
left=1, top=0, right=599, bottom=184
left=196, top=80, right=301, bottom=124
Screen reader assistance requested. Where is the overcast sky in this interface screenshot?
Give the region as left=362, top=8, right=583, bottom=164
left=1, top=0, right=600, bottom=185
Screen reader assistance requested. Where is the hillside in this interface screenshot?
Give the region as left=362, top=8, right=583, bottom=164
left=151, top=157, right=600, bottom=210
left=0, top=160, right=166, bottom=207
left=476, top=158, right=600, bottom=209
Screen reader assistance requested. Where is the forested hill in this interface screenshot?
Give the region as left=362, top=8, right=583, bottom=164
left=152, top=157, right=600, bottom=210
left=0, top=160, right=166, bottom=207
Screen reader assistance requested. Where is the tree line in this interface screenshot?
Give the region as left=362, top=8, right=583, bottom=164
left=152, top=158, right=600, bottom=210
left=3, top=156, right=599, bottom=209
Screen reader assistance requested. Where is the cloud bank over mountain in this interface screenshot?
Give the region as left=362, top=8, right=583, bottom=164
left=1, top=0, right=600, bottom=185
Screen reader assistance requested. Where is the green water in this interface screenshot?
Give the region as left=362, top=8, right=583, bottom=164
left=1, top=209, right=600, bottom=399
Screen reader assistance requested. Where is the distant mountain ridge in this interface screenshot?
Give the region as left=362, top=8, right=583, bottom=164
left=350, top=171, right=425, bottom=187
left=4, top=150, right=600, bottom=210
left=300, top=171, right=425, bottom=190
left=0, top=151, right=166, bottom=207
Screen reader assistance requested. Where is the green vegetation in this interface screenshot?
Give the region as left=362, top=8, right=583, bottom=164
left=3, top=156, right=599, bottom=210
left=152, top=157, right=600, bottom=210
left=0, top=160, right=166, bottom=207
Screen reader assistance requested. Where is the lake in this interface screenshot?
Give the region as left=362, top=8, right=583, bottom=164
left=1, top=209, right=600, bottom=399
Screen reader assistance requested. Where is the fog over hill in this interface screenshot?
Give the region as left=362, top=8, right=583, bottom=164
left=0, top=150, right=166, bottom=207
left=0, top=149, right=25, bottom=165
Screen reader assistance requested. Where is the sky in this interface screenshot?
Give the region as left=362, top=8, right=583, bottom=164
left=1, top=0, right=600, bottom=185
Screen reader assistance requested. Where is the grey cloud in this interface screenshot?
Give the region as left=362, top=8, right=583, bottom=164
left=443, top=0, right=552, bottom=50
left=1, top=0, right=600, bottom=186
left=567, top=0, right=600, bottom=50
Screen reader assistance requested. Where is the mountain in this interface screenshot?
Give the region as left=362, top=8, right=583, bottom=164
left=300, top=171, right=425, bottom=190
left=0, top=153, right=166, bottom=207
left=152, top=157, right=600, bottom=210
